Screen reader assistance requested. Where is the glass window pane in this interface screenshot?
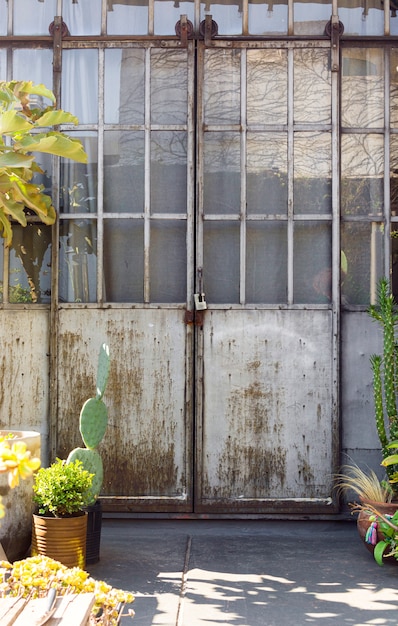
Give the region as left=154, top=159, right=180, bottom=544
left=151, top=131, right=187, bottom=214
left=150, top=220, right=187, bottom=302
left=0, top=49, right=5, bottom=78
left=12, top=50, right=53, bottom=87
left=247, top=133, right=287, bottom=216
left=13, top=0, right=56, bottom=35
left=62, top=0, right=102, bottom=35
left=390, top=49, right=398, bottom=128
left=200, top=0, right=242, bottom=35
left=105, top=49, right=145, bottom=125
left=105, top=131, right=144, bottom=214
left=247, top=49, right=287, bottom=125
left=294, top=222, right=331, bottom=304
left=339, top=0, right=384, bottom=36
left=248, top=0, right=288, bottom=34
left=294, top=49, right=331, bottom=124
left=341, top=134, right=384, bottom=217
left=59, top=220, right=97, bottom=303
left=9, top=225, right=52, bottom=304
left=103, top=219, right=144, bottom=302
left=62, top=50, right=99, bottom=124
left=203, top=221, right=240, bottom=304
left=391, top=135, right=398, bottom=217
left=204, top=49, right=240, bottom=125
left=392, top=225, right=398, bottom=300
left=0, top=0, right=6, bottom=35
left=341, top=222, right=384, bottom=307
left=392, top=10, right=398, bottom=35
left=154, top=0, right=194, bottom=35
left=246, top=222, right=287, bottom=304
left=107, top=0, right=149, bottom=35
left=151, top=50, right=188, bottom=125
left=204, top=132, right=240, bottom=215
left=60, top=134, right=98, bottom=215
left=294, top=132, right=331, bottom=215
left=294, top=0, right=331, bottom=35
left=342, top=49, right=384, bottom=128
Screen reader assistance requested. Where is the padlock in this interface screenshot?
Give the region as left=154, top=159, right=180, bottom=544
left=194, top=293, right=207, bottom=311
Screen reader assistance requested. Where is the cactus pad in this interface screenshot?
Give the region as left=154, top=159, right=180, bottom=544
left=80, top=397, right=108, bottom=449
left=96, top=343, right=110, bottom=400
left=66, top=447, right=103, bottom=504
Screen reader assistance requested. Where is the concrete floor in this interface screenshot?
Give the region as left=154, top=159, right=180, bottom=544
left=87, top=518, right=398, bottom=626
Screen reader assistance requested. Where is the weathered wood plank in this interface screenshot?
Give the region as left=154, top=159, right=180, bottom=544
left=0, top=597, right=28, bottom=626
left=47, top=594, right=95, bottom=626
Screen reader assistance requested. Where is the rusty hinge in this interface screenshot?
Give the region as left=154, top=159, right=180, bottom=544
left=325, top=15, right=344, bottom=73
left=175, top=15, right=194, bottom=47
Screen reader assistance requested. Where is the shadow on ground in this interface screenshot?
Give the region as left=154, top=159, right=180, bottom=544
left=89, top=519, right=398, bottom=626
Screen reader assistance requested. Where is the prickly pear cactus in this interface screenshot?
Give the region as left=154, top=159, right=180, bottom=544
left=369, top=279, right=398, bottom=475
left=67, top=343, right=110, bottom=504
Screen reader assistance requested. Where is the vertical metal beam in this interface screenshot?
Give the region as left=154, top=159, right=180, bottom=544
left=97, top=47, right=105, bottom=304
left=49, top=15, right=63, bottom=461
left=384, top=48, right=391, bottom=281
left=144, top=47, right=151, bottom=303
left=240, top=49, right=247, bottom=305
left=287, top=47, right=294, bottom=305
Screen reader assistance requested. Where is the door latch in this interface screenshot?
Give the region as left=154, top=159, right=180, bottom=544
left=194, top=293, right=207, bottom=311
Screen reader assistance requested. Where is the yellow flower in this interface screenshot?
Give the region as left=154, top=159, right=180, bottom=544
left=0, top=441, right=40, bottom=488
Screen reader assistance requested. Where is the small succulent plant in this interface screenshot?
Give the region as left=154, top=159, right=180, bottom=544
left=66, top=343, right=110, bottom=504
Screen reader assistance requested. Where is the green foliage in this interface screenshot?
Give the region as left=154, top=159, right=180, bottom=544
left=369, top=278, right=398, bottom=484
left=66, top=343, right=110, bottom=504
left=33, top=458, right=94, bottom=517
left=0, top=80, right=87, bottom=246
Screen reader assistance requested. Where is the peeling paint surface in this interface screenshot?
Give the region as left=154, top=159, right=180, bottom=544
left=198, top=310, right=334, bottom=510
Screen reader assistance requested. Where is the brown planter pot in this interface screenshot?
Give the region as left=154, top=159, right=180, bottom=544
left=31, top=512, right=87, bottom=569
left=357, top=499, right=398, bottom=564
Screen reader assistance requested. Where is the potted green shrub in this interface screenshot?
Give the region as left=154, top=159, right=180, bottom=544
left=31, top=458, right=94, bottom=568
left=66, top=342, right=110, bottom=564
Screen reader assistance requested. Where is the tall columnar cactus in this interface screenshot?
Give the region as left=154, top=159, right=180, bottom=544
left=66, top=343, right=110, bottom=504
left=369, top=278, right=398, bottom=474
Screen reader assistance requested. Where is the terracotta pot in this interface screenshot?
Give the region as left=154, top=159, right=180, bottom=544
left=0, top=430, right=41, bottom=562
left=357, top=498, right=398, bottom=563
left=31, top=512, right=87, bottom=569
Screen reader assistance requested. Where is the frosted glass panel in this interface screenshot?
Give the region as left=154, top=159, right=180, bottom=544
left=342, top=49, right=384, bottom=129
left=155, top=0, right=194, bottom=35
left=200, top=0, right=242, bottom=34
left=59, top=220, right=97, bottom=303
left=13, top=0, right=56, bottom=35
left=248, top=0, right=288, bottom=34
left=107, top=0, right=148, bottom=35
left=341, top=222, right=384, bottom=307
left=150, top=221, right=187, bottom=302
left=60, top=134, right=98, bottom=215
left=12, top=50, right=53, bottom=89
left=62, top=50, right=99, bottom=124
left=391, top=135, right=398, bottom=217
left=105, top=49, right=145, bottom=125
left=151, top=50, right=188, bottom=125
left=294, top=0, right=331, bottom=35
left=0, top=50, right=6, bottom=80
left=204, top=49, right=240, bottom=124
left=9, top=225, right=52, bottom=304
left=151, top=132, right=187, bottom=214
left=204, top=222, right=240, bottom=304
left=103, top=220, right=144, bottom=302
left=339, top=0, right=384, bottom=36
left=204, top=133, right=240, bottom=215
left=246, top=222, right=287, bottom=304
left=62, top=0, right=102, bottom=35
left=294, top=132, right=331, bottom=215
left=390, top=49, right=398, bottom=128
left=247, top=133, right=287, bottom=216
left=247, top=49, right=288, bottom=125
left=104, top=131, right=145, bottom=214
left=341, top=134, right=384, bottom=217
left=0, top=0, right=7, bottom=35
left=294, top=222, right=331, bottom=304
left=294, top=49, right=331, bottom=124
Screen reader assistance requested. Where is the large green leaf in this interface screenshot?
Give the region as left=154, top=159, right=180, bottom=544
left=16, top=133, right=87, bottom=163
left=0, top=197, right=28, bottom=225
left=381, top=454, right=398, bottom=467
left=374, top=540, right=389, bottom=566
left=0, top=151, right=34, bottom=168
left=35, top=110, right=79, bottom=127
left=0, top=211, right=12, bottom=242
left=0, top=110, right=32, bottom=134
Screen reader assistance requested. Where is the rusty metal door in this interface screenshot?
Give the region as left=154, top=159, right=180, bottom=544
left=194, top=40, right=339, bottom=514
